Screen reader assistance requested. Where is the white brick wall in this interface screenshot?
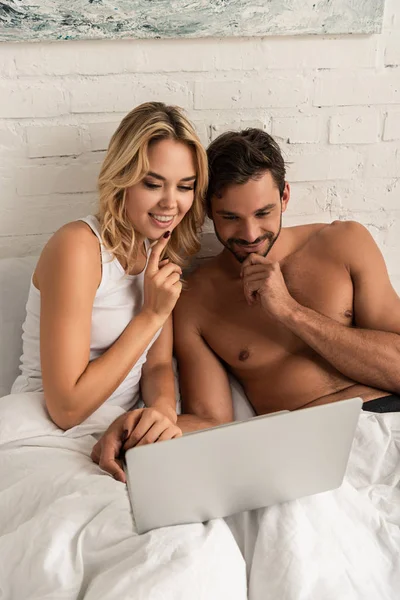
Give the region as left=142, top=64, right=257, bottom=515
left=272, top=116, right=321, bottom=144
left=26, top=125, right=83, bottom=158
left=384, top=111, right=400, bottom=140
left=0, top=0, right=400, bottom=290
left=329, top=111, right=380, bottom=145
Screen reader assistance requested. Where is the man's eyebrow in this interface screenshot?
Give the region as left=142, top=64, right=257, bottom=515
left=216, top=204, right=276, bottom=216
left=147, top=171, right=196, bottom=182
left=254, top=204, right=276, bottom=213
left=215, top=209, right=238, bottom=215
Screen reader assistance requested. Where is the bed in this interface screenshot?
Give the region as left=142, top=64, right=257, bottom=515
left=0, top=252, right=399, bottom=599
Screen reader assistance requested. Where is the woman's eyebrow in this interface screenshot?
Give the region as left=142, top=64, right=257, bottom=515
left=147, top=171, right=165, bottom=181
left=147, top=171, right=196, bottom=182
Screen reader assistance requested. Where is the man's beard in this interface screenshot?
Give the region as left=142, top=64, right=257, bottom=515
left=214, top=214, right=282, bottom=264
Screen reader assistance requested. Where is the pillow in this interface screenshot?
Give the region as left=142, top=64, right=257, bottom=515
left=0, top=256, right=38, bottom=398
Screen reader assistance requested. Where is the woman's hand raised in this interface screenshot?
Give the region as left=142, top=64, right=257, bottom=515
left=142, top=233, right=183, bottom=324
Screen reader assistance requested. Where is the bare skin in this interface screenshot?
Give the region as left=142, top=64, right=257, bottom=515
left=94, top=170, right=400, bottom=479
left=173, top=173, right=400, bottom=427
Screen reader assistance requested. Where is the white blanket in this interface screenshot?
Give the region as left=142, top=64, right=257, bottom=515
left=0, top=392, right=246, bottom=600
left=227, top=409, right=400, bottom=600
left=0, top=392, right=399, bottom=599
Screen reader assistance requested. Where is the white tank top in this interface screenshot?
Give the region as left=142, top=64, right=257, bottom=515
left=11, top=215, right=161, bottom=412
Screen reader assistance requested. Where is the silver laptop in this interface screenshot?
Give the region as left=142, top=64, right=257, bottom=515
left=125, top=397, right=362, bottom=534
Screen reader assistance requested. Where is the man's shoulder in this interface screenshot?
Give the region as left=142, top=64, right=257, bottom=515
left=185, top=257, right=220, bottom=292
left=285, top=220, right=372, bottom=266
left=299, top=220, right=372, bottom=264
left=314, top=220, right=369, bottom=247
left=288, top=219, right=367, bottom=245
left=288, top=219, right=362, bottom=238
left=175, top=259, right=218, bottom=321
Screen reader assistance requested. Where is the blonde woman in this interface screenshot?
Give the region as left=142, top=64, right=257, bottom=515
left=12, top=102, right=207, bottom=476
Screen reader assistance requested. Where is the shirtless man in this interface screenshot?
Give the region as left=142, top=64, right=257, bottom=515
left=174, top=128, right=400, bottom=430
left=93, top=128, right=400, bottom=478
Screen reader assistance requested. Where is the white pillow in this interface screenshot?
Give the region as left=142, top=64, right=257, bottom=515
left=0, top=256, right=38, bottom=398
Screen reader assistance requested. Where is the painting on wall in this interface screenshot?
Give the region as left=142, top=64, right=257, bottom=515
left=0, top=0, right=386, bottom=43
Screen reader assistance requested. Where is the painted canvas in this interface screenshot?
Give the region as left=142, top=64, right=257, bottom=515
left=0, top=0, right=385, bottom=43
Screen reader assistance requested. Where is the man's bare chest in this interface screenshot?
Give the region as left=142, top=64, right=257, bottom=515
left=201, top=254, right=354, bottom=371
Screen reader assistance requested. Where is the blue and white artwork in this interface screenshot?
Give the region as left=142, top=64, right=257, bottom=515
left=0, top=0, right=385, bottom=43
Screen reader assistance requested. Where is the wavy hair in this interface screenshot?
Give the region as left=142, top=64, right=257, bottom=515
left=97, top=102, right=207, bottom=271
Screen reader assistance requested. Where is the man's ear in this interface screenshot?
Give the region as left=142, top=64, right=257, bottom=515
left=281, top=182, right=290, bottom=214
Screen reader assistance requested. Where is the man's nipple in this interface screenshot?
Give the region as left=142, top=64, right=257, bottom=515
left=238, top=349, right=250, bottom=362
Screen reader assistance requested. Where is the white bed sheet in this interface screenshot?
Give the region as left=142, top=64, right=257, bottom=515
left=228, top=409, right=400, bottom=599
left=0, top=391, right=399, bottom=600
left=0, top=392, right=246, bottom=599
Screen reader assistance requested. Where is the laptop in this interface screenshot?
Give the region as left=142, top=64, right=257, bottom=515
left=125, top=397, right=362, bottom=534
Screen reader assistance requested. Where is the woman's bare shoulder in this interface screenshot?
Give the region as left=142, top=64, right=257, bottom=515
left=34, top=220, right=101, bottom=290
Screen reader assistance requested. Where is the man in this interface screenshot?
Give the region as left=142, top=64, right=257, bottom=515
left=174, top=128, right=400, bottom=425
left=93, top=128, right=400, bottom=479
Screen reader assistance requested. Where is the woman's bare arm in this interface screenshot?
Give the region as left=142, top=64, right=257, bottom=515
left=37, top=223, right=166, bottom=430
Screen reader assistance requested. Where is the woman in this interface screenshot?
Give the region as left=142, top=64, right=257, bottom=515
left=12, top=102, right=208, bottom=469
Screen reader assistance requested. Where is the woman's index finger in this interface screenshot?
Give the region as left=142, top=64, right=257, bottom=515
left=146, top=234, right=170, bottom=275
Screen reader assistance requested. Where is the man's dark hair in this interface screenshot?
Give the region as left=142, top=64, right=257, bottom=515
left=206, top=129, right=286, bottom=212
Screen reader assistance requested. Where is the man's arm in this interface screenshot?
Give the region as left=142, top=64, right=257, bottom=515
left=140, top=316, right=178, bottom=423
left=173, top=291, right=234, bottom=433
left=243, top=221, right=400, bottom=394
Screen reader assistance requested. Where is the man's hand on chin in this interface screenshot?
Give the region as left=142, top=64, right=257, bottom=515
left=240, top=253, right=298, bottom=321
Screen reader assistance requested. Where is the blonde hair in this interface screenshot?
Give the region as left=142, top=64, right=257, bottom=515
left=98, top=102, right=207, bottom=272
